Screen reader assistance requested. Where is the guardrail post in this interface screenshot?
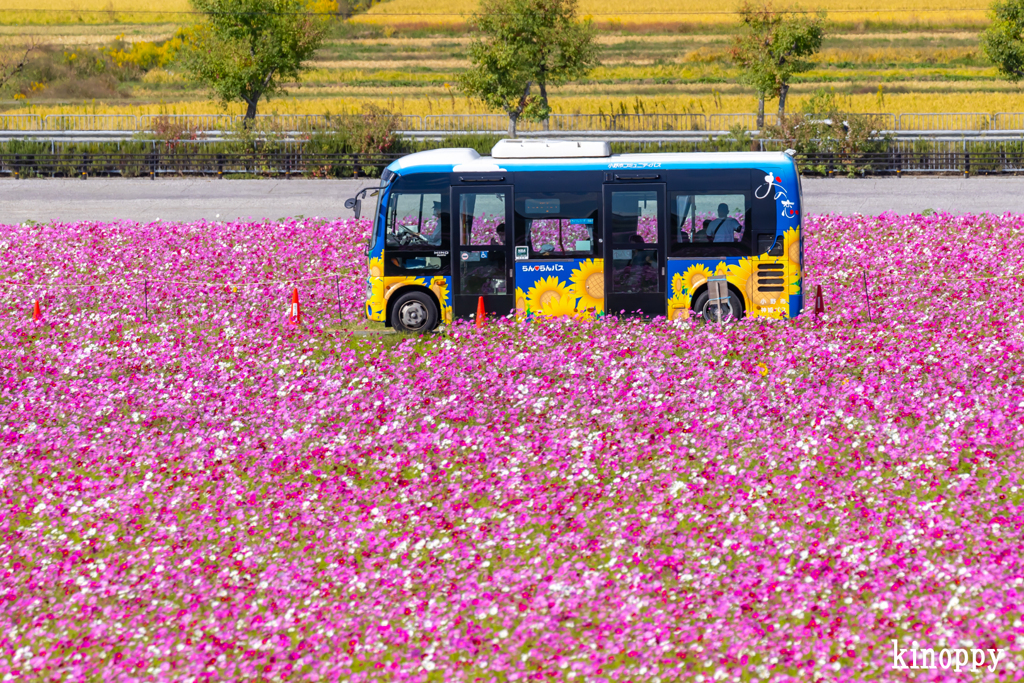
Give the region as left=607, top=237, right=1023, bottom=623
left=964, top=151, right=970, bottom=178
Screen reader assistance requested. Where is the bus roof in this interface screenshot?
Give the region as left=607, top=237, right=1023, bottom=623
left=385, top=147, right=796, bottom=176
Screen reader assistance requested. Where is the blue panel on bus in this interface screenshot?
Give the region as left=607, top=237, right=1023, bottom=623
left=790, top=289, right=804, bottom=318
left=514, top=259, right=604, bottom=316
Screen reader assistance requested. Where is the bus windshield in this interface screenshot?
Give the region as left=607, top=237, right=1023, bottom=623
left=365, top=183, right=389, bottom=254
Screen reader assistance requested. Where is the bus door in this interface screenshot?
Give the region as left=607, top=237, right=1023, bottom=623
left=451, top=184, right=515, bottom=320
left=602, top=182, right=667, bottom=317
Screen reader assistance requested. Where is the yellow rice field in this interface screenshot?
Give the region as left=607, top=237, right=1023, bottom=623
left=0, top=0, right=192, bottom=25
left=11, top=91, right=1024, bottom=120
left=0, top=0, right=990, bottom=26
left=357, top=0, right=989, bottom=28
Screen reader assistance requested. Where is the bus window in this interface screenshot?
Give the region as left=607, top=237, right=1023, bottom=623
left=669, top=192, right=751, bottom=256
left=528, top=219, right=593, bottom=255
left=610, top=190, right=659, bottom=244
left=387, top=192, right=444, bottom=248
left=389, top=255, right=442, bottom=271
left=459, top=250, right=506, bottom=295
left=609, top=190, right=660, bottom=294
left=459, top=193, right=506, bottom=246
left=516, top=191, right=599, bottom=258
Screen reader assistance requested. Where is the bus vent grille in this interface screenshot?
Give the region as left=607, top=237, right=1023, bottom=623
left=756, top=262, right=785, bottom=293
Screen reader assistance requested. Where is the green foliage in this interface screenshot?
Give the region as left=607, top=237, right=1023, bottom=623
left=717, top=124, right=755, bottom=151
left=333, top=0, right=388, bottom=19
left=730, top=1, right=826, bottom=127
left=982, top=0, right=1024, bottom=81
left=304, top=106, right=409, bottom=174
left=764, top=88, right=891, bottom=175
left=181, top=0, right=332, bottom=120
left=458, top=0, right=598, bottom=136
left=0, top=138, right=153, bottom=178
left=417, top=133, right=505, bottom=155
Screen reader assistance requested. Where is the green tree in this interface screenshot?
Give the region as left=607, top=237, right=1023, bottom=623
left=982, top=0, right=1024, bottom=82
left=182, top=0, right=331, bottom=122
left=730, top=2, right=826, bottom=130
left=459, top=0, right=598, bottom=137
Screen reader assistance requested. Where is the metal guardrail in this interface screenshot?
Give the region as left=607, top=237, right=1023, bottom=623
left=7, top=112, right=1024, bottom=132
left=798, top=150, right=1024, bottom=175
left=897, top=113, right=991, bottom=131
left=9, top=129, right=1024, bottom=145
left=0, top=151, right=402, bottom=178
left=4, top=147, right=1024, bottom=178
left=137, top=114, right=237, bottom=131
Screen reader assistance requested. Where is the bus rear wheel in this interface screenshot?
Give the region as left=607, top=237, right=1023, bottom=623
left=392, top=291, right=438, bottom=333
left=692, top=289, right=744, bottom=323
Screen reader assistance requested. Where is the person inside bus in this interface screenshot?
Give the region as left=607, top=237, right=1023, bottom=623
left=706, top=203, right=741, bottom=243
left=490, top=223, right=505, bottom=245
left=424, top=200, right=444, bottom=246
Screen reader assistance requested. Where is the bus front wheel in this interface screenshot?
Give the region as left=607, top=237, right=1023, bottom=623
left=692, top=289, right=744, bottom=323
left=392, top=291, right=438, bottom=333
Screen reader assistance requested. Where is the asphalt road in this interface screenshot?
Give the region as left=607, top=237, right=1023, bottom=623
left=1, top=176, right=1023, bottom=223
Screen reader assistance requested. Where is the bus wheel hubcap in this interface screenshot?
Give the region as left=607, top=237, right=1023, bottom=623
left=703, top=302, right=733, bottom=322
left=400, top=302, right=427, bottom=329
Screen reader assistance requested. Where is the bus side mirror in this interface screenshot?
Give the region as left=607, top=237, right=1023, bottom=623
left=344, top=197, right=361, bottom=219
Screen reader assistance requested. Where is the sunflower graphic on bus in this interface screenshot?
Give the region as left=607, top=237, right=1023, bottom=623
left=429, top=276, right=453, bottom=322
left=365, top=274, right=454, bottom=324
left=516, top=259, right=605, bottom=318
left=668, top=263, right=715, bottom=320
left=570, top=259, right=605, bottom=314
left=525, top=275, right=572, bottom=314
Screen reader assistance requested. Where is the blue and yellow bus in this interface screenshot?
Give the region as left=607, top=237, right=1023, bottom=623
left=354, top=140, right=803, bottom=332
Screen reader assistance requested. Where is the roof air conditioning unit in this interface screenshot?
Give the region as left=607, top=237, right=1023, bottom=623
left=491, top=139, right=611, bottom=159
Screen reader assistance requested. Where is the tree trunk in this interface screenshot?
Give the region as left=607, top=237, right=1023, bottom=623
left=756, top=96, right=765, bottom=131
left=777, top=83, right=789, bottom=121
left=243, top=97, right=260, bottom=126
left=539, top=79, right=549, bottom=131
left=508, top=82, right=531, bottom=138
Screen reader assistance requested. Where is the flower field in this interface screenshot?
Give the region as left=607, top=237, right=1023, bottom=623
left=2, top=213, right=1023, bottom=681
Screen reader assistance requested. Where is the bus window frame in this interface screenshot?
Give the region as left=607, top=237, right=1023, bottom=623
left=663, top=168, right=777, bottom=259
left=366, top=181, right=391, bottom=256
left=382, top=173, right=452, bottom=277
left=512, top=171, right=604, bottom=260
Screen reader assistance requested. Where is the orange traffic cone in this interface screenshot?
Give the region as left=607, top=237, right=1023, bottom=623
left=33, top=300, right=41, bottom=321
left=813, top=285, right=824, bottom=317
left=475, top=295, right=485, bottom=328
left=290, top=287, right=301, bottom=325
